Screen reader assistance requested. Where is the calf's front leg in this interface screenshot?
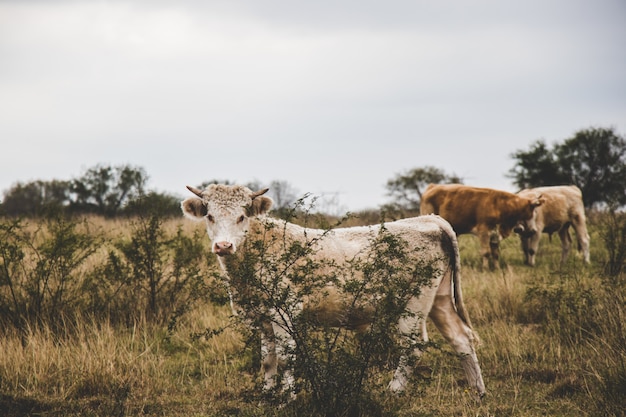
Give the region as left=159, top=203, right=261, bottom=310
left=261, top=319, right=297, bottom=398
left=260, top=321, right=279, bottom=391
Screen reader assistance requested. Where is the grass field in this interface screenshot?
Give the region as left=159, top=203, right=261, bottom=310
left=0, top=215, right=624, bottom=416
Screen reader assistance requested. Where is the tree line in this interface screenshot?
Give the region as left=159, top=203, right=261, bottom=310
left=2, top=126, right=625, bottom=217
left=385, top=126, right=626, bottom=211
left=0, top=164, right=182, bottom=217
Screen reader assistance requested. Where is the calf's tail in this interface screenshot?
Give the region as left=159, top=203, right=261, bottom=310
left=434, top=215, right=476, bottom=335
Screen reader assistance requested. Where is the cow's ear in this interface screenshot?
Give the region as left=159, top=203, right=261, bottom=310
left=181, top=197, right=207, bottom=220
left=248, top=196, right=273, bottom=216
left=532, top=194, right=545, bottom=207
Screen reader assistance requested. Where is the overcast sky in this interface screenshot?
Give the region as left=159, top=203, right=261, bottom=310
left=1, top=0, right=625, bottom=212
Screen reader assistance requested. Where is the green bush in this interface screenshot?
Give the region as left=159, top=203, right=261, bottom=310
left=523, top=271, right=597, bottom=344
left=0, top=216, right=100, bottom=331
left=0, top=214, right=215, bottom=333
left=85, top=213, right=214, bottom=326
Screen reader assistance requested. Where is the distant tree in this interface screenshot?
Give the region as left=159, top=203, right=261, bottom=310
left=267, top=180, right=298, bottom=209
left=509, top=127, right=626, bottom=208
left=70, top=164, right=148, bottom=216
left=122, top=191, right=183, bottom=218
left=385, top=166, right=463, bottom=211
left=264, top=180, right=301, bottom=219
left=1, top=180, right=71, bottom=216
left=508, top=141, right=567, bottom=188
left=556, top=127, right=626, bottom=208
left=0, top=164, right=180, bottom=218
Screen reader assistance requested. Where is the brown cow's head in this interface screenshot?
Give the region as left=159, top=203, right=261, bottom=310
left=499, top=193, right=544, bottom=239
left=181, top=184, right=273, bottom=256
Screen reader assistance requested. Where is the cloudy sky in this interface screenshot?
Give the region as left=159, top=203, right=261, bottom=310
left=1, top=0, right=625, bottom=212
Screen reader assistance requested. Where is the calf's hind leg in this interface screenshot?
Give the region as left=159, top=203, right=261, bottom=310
left=429, top=294, right=485, bottom=396
left=387, top=316, right=428, bottom=392
left=388, top=294, right=435, bottom=393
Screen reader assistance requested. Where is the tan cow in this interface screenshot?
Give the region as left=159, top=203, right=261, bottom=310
left=515, top=185, right=590, bottom=266
left=420, top=184, right=543, bottom=269
left=182, top=184, right=485, bottom=398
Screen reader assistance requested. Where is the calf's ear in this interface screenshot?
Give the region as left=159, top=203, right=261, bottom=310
left=181, top=197, right=207, bottom=220
left=531, top=194, right=545, bottom=207
left=249, top=196, right=273, bottom=216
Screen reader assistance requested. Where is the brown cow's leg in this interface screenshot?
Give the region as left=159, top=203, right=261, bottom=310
left=477, top=229, right=496, bottom=270
left=489, top=229, right=500, bottom=270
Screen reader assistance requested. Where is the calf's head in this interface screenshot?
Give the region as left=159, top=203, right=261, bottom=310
left=181, top=184, right=273, bottom=256
left=513, top=192, right=544, bottom=236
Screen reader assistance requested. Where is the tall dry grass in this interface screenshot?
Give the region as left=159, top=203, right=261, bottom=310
left=0, top=305, right=248, bottom=416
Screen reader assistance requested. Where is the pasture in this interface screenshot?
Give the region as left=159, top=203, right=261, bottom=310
left=0, top=213, right=624, bottom=416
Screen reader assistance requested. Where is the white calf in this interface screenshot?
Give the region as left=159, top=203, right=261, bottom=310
left=182, top=184, right=485, bottom=397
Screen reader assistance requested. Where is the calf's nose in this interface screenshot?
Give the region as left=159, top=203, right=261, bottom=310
left=214, top=241, right=234, bottom=256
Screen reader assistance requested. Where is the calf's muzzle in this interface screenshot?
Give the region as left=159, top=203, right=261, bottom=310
left=214, top=241, right=234, bottom=256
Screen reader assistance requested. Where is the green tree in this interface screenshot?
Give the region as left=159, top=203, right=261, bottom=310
left=1, top=180, right=71, bottom=217
left=385, top=166, right=462, bottom=211
left=509, top=127, right=626, bottom=208
left=508, top=141, right=567, bottom=188
left=70, top=164, right=148, bottom=216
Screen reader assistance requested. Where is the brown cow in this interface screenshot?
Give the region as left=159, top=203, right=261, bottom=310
left=420, top=184, right=543, bottom=269
left=515, top=185, right=590, bottom=266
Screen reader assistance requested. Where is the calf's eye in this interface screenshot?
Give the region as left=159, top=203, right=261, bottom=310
left=207, top=214, right=215, bottom=223
left=237, top=215, right=246, bottom=224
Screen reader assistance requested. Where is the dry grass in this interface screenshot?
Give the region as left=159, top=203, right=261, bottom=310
left=0, top=216, right=624, bottom=416
left=0, top=305, right=250, bottom=416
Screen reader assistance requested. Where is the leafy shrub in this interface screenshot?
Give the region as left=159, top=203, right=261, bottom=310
left=523, top=271, right=597, bottom=344
left=0, top=216, right=100, bottom=331
left=85, top=213, right=214, bottom=325
left=0, top=214, right=216, bottom=334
